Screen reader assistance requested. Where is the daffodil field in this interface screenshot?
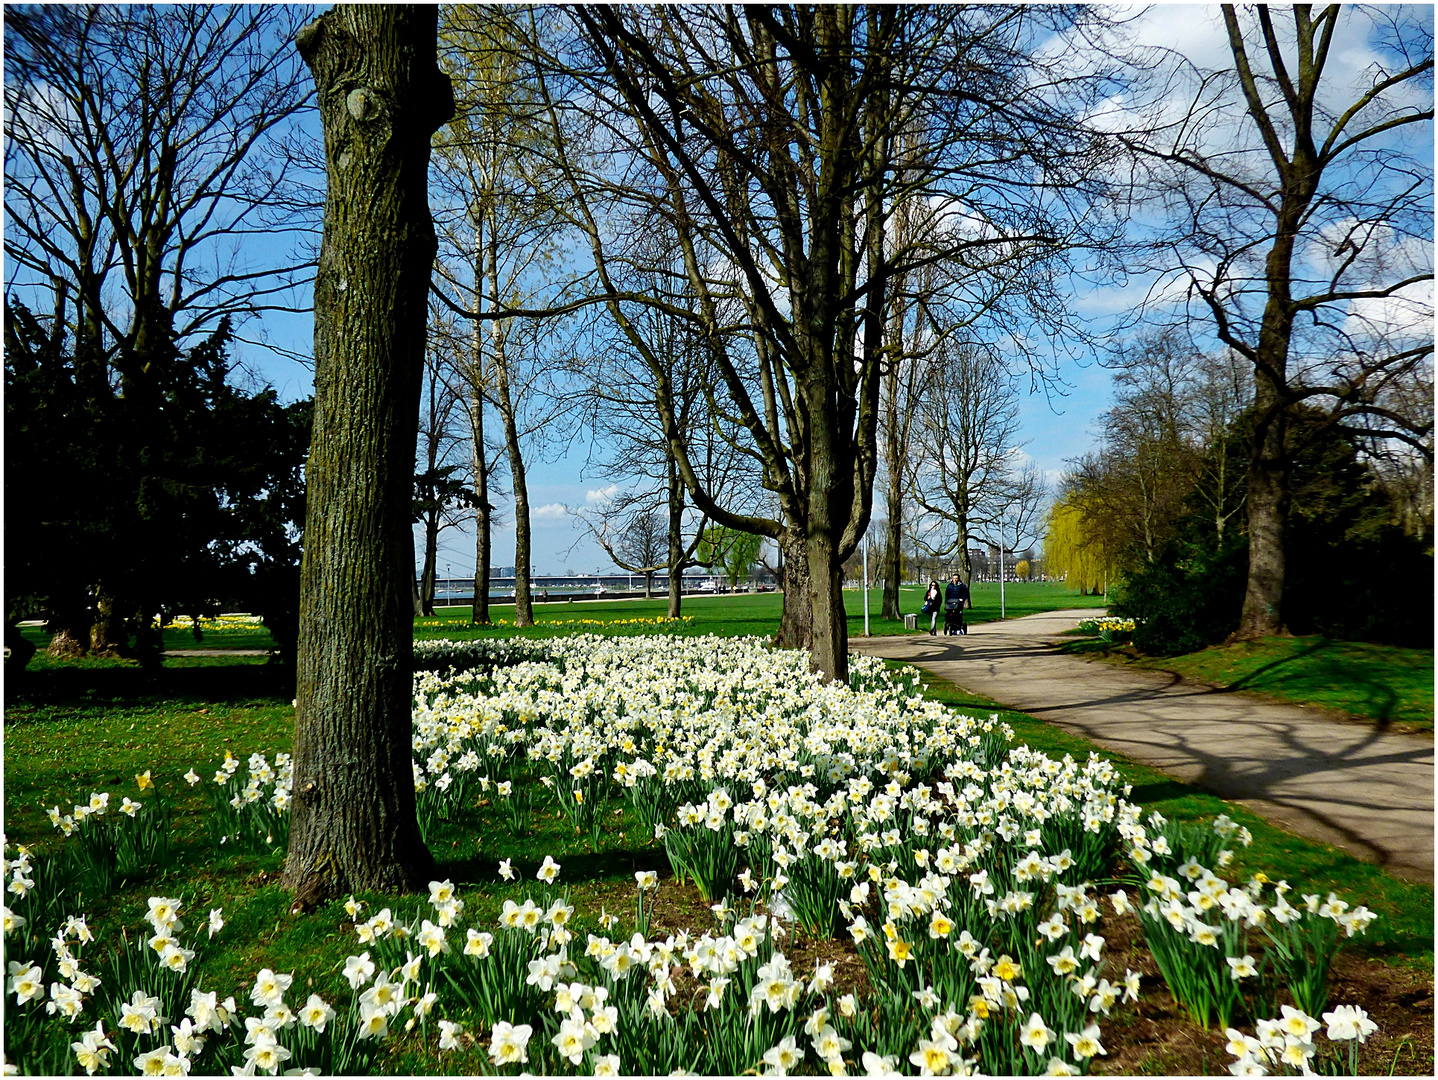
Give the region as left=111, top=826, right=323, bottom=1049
left=6, top=636, right=1389, bottom=1075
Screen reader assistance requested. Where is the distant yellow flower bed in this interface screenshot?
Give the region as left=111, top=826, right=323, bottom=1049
left=1076, top=618, right=1135, bottom=637
left=157, top=614, right=264, bottom=631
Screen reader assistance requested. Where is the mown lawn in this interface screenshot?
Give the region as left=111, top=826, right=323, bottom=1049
left=5, top=600, right=1431, bottom=1075
left=16, top=622, right=277, bottom=653
left=1062, top=635, right=1435, bottom=733
left=13, top=582, right=1103, bottom=655
left=414, top=581, right=1106, bottom=642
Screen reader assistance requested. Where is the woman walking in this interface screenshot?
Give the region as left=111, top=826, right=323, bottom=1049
left=921, top=580, right=942, bottom=635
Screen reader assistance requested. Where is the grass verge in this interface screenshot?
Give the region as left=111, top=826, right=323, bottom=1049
left=1058, top=635, right=1434, bottom=733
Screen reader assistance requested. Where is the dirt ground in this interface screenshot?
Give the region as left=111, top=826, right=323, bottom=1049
left=1094, top=910, right=1434, bottom=1076
left=619, top=875, right=1436, bottom=1077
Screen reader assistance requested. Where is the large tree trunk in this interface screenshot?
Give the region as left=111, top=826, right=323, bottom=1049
left=806, top=531, right=848, bottom=685
left=47, top=627, right=89, bottom=659
left=1236, top=199, right=1302, bottom=640
left=774, top=531, right=813, bottom=652
left=286, top=5, right=451, bottom=907
left=131, top=601, right=163, bottom=671
left=1237, top=396, right=1288, bottom=638
left=89, top=586, right=125, bottom=656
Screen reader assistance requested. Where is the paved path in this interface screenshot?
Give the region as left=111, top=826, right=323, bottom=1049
left=850, top=610, right=1434, bottom=883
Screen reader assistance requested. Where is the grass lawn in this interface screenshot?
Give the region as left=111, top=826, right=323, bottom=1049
left=5, top=594, right=1431, bottom=1075
left=415, top=581, right=1107, bottom=641
left=1062, top=635, right=1435, bottom=733
left=13, top=581, right=1103, bottom=654
left=16, top=622, right=278, bottom=652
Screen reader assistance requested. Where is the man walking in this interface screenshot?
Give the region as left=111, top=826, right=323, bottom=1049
left=943, top=572, right=969, bottom=635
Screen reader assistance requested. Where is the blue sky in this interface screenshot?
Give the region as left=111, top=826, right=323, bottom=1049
left=14, top=5, right=1427, bottom=580
left=239, top=288, right=1123, bottom=580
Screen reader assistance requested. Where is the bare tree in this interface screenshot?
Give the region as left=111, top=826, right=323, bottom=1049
left=414, top=322, right=475, bottom=616
left=538, top=6, right=1127, bottom=680
left=909, top=342, right=1025, bottom=584
left=572, top=239, right=762, bottom=617
left=976, top=463, right=1050, bottom=585
left=285, top=5, right=452, bottom=906
left=4, top=4, right=316, bottom=653
left=1067, top=331, right=1253, bottom=574
left=1129, top=5, right=1434, bottom=637
left=4, top=5, right=316, bottom=358
left=611, top=508, right=667, bottom=599
left=433, top=6, right=581, bottom=629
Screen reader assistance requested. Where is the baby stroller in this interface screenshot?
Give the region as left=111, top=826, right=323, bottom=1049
left=943, top=597, right=966, bottom=635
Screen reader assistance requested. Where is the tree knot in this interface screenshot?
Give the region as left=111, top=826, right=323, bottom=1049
left=346, top=87, right=380, bottom=123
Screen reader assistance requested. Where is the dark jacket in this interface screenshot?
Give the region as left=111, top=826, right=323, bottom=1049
left=944, top=580, right=969, bottom=608
left=922, top=586, right=941, bottom=614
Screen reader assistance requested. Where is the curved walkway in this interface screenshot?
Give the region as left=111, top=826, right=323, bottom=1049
left=849, top=610, right=1434, bottom=883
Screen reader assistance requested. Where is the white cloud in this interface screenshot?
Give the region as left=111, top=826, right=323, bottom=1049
left=531, top=503, right=570, bottom=522
left=585, top=484, right=618, bottom=506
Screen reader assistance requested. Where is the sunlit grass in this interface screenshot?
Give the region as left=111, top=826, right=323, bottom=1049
left=1061, top=635, right=1434, bottom=732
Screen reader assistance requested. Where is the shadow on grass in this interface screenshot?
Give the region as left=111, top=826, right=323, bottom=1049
left=1125, top=779, right=1195, bottom=805
left=1222, top=636, right=1331, bottom=691
left=5, top=659, right=295, bottom=718
left=1217, top=639, right=1404, bottom=728
left=1057, top=635, right=1426, bottom=732
left=1055, top=639, right=1118, bottom=657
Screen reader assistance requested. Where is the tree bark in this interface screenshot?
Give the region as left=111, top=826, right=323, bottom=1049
left=666, top=455, right=684, bottom=619
left=806, top=530, right=848, bottom=685
left=286, top=5, right=452, bottom=907
left=47, top=627, right=89, bottom=659
left=880, top=336, right=906, bottom=620
left=497, top=386, right=533, bottom=627
left=1234, top=189, right=1303, bottom=639
left=1237, top=386, right=1289, bottom=638
left=89, top=586, right=125, bottom=656
left=470, top=389, right=492, bottom=626
left=469, top=224, right=492, bottom=627
left=420, top=515, right=439, bottom=616
left=880, top=460, right=904, bottom=620
left=957, top=510, right=973, bottom=586
left=774, top=531, right=813, bottom=652
left=484, top=227, right=534, bottom=629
